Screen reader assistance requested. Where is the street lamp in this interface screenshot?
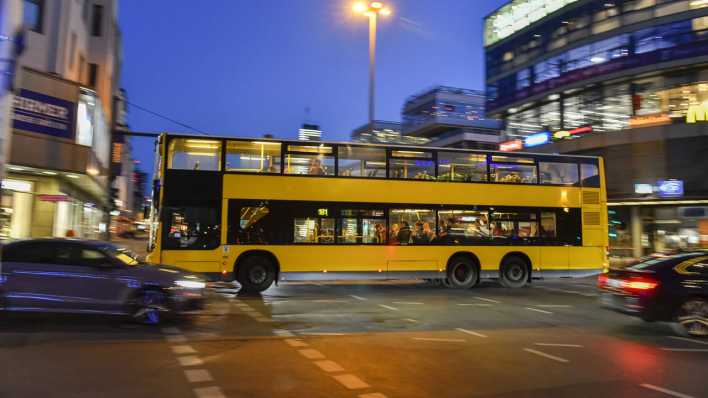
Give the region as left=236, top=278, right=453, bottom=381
left=353, top=1, right=392, bottom=132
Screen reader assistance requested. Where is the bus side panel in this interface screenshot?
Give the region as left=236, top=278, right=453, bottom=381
left=568, top=246, right=604, bottom=274
left=161, top=249, right=223, bottom=274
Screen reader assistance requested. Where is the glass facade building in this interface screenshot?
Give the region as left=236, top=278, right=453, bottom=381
left=484, top=0, right=708, bottom=260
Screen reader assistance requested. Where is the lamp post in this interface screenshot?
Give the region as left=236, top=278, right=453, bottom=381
left=353, top=2, right=392, bottom=133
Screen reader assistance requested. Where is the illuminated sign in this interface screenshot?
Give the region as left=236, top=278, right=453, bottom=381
left=634, top=184, right=653, bottom=194
left=1, top=179, right=32, bottom=193
left=553, top=126, right=593, bottom=140
left=686, top=102, right=708, bottom=123
left=630, top=114, right=672, bottom=128
left=484, top=0, right=580, bottom=46
left=657, top=180, right=684, bottom=198
left=553, top=131, right=571, bottom=140
left=318, top=208, right=328, bottom=216
left=499, top=140, right=523, bottom=151
left=524, top=132, right=550, bottom=147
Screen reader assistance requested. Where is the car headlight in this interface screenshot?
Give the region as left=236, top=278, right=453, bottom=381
left=174, top=280, right=206, bottom=289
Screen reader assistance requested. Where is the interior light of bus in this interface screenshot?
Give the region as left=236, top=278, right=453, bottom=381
left=251, top=141, right=281, bottom=145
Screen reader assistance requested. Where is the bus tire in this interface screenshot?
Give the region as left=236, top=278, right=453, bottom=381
left=499, top=256, right=529, bottom=289
left=446, top=256, right=479, bottom=289
left=236, top=255, right=276, bottom=293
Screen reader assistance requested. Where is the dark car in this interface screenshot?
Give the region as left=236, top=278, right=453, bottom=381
left=598, top=251, right=708, bottom=338
left=0, top=239, right=206, bottom=324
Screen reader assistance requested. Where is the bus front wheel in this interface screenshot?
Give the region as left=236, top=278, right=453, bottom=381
left=237, top=255, right=276, bottom=293
left=499, top=256, right=529, bottom=288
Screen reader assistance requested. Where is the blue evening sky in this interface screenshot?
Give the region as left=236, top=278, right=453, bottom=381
left=119, top=0, right=508, bottom=173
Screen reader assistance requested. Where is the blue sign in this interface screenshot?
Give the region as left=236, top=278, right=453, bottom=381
left=657, top=179, right=684, bottom=198
left=524, top=132, right=550, bottom=147
left=12, top=89, right=75, bottom=139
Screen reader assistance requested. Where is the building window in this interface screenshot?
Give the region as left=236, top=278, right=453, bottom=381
left=88, top=63, right=98, bottom=88
left=226, top=141, right=281, bottom=173
left=91, top=4, right=104, bottom=36
left=337, top=146, right=386, bottom=178
left=167, top=138, right=222, bottom=171
left=23, top=0, right=44, bottom=33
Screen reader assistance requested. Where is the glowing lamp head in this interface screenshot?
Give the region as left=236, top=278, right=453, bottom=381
left=352, top=2, right=367, bottom=13
left=353, top=1, right=392, bottom=16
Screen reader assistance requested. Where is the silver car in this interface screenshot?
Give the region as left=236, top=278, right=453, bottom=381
left=0, top=239, right=206, bottom=324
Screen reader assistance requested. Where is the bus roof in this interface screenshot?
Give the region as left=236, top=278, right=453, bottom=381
left=158, top=132, right=602, bottom=161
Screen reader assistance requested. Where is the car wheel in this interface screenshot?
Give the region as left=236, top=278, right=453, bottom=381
left=446, top=256, right=478, bottom=289
left=131, top=289, right=169, bottom=325
left=673, top=298, right=708, bottom=338
left=237, top=255, right=276, bottom=293
left=499, top=256, right=529, bottom=288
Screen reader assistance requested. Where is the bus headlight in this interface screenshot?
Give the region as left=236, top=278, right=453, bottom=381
left=175, top=280, right=206, bottom=289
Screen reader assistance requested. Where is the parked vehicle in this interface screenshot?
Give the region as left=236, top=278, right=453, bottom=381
left=0, top=239, right=206, bottom=324
left=598, top=251, right=708, bottom=338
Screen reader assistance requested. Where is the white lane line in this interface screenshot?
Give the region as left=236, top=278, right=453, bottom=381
left=640, top=383, right=695, bottom=398
left=661, top=348, right=708, bottom=352
left=284, top=339, right=309, bottom=348
left=350, top=295, right=368, bottom=301
left=403, top=318, right=418, bottom=323
left=273, top=329, right=295, bottom=337
left=162, top=326, right=181, bottom=334
left=177, top=355, right=204, bottom=367
left=456, top=328, right=487, bottom=338
left=298, top=349, right=326, bottom=360
left=166, top=335, right=187, bottom=343
left=312, top=299, right=349, bottom=303
left=379, top=304, right=399, bottom=311
left=526, top=307, right=553, bottom=314
left=412, top=337, right=466, bottom=343
left=314, top=360, right=345, bottom=372
left=193, top=386, right=226, bottom=398
left=184, top=369, right=213, bottom=383
left=535, top=304, right=573, bottom=308
left=534, top=343, right=583, bottom=348
left=457, top=303, right=493, bottom=307
left=301, top=332, right=348, bottom=336
left=474, top=297, right=501, bottom=304
left=668, top=336, right=708, bottom=346
left=359, top=394, right=388, bottom=398
left=172, top=345, right=197, bottom=355
left=332, top=374, right=371, bottom=390
left=393, top=301, right=424, bottom=305
left=523, top=348, right=569, bottom=363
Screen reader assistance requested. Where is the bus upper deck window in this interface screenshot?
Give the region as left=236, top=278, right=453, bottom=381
left=168, top=138, right=222, bottom=171
left=580, top=163, right=600, bottom=187
left=539, top=162, right=579, bottom=186
left=226, top=141, right=281, bottom=173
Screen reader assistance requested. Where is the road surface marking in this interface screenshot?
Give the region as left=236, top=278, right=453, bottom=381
left=412, top=337, right=466, bottom=343
left=393, top=301, right=424, bottom=305
left=350, top=295, right=367, bottom=301
left=456, top=328, right=487, bottom=338
left=403, top=318, right=418, bottom=323
left=640, top=384, right=695, bottom=398
left=523, top=348, right=569, bottom=363
left=184, top=369, right=213, bottom=383
left=273, top=329, right=295, bottom=337
left=359, top=394, right=388, bottom=398
left=193, top=386, right=226, bottom=398
left=457, top=303, right=493, bottom=307
left=535, top=304, right=573, bottom=308
left=668, top=336, right=708, bottom=346
left=166, top=335, right=187, bottom=343
left=661, top=348, right=708, bottom=352
left=534, top=343, right=583, bottom=348
left=526, top=307, right=553, bottom=314
left=332, top=374, right=371, bottom=390
left=301, top=332, right=347, bottom=336
left=162, top=326, right=181, bottom=334
left=314, top=360, right=345, bottom=372
left=177, top=355, right=204, bottom=367
left=172, top=345, right=197, bottom=355
left=284, top=339, right=309, bottom=347
left=379, top=304, right=399, bottom=311
left=313, top=299, right=349, bottom=303
left=299, top=349, right=326, bottom=360
left=474, top=297, right=501, bottom=303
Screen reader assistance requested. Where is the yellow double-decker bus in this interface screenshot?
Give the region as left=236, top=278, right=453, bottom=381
left=146, top=133, right=608, bottom=293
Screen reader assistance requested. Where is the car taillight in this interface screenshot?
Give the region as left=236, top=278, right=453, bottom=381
left=622, top=277, right=659, bottom=294
left=597, top=273, right=609, bottom=288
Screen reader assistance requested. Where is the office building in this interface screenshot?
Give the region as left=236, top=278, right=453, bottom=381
left=351, top=120, right=429, bottom=145
left=298, top=123, right=322, bottom=141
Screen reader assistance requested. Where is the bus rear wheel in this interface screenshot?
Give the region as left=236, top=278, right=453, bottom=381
left=499, top=256, right=529, bottom=288
left=237, top=255, right=276, bottom=293
left=446, top=256, right=478, bottom=289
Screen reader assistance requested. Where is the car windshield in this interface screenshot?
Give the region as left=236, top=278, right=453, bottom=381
left=105, top=246, right=141, bottom=266
left=629, top=252, right=707, bottom=270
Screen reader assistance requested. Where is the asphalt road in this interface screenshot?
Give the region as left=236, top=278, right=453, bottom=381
left=1, top=277, right=707, bottom=398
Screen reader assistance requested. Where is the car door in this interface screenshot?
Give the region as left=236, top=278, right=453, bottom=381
left=1, top=241, right=76, bottom=311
